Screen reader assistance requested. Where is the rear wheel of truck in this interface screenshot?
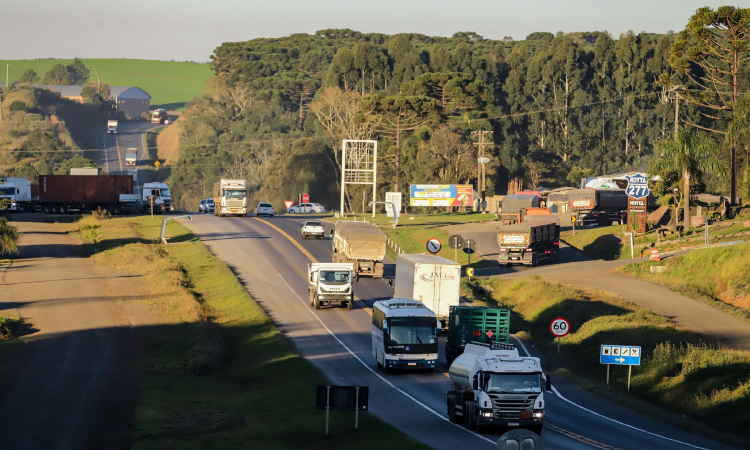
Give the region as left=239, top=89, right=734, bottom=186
left=465, top=402, right=476, bottom=430
left=448, top=401, right=458, bottom=423
left=52, top=205, right=61, bottom=214
left=113, top=205, right=123, bottom=215
left=531, top=254, right=538, bottom=267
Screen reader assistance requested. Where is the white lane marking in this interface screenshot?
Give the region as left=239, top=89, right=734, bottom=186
left=272, top=268, right=496, bottom=445
left=511, top=336, right=709, bottom=450
left=102, top=133, right=110, bottom=174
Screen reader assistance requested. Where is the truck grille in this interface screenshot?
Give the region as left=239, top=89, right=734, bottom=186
left=489, top=395, right=536, bottom=419
left=321, top=287, right=348, bottom=294
left=225, top=199, right=245, bottom=210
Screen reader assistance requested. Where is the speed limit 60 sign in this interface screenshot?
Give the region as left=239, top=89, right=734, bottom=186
left=550, top=318, right=570, bottom=337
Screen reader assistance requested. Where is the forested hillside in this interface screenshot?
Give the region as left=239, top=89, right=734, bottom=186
left=169, top=26, right=750, bottom=210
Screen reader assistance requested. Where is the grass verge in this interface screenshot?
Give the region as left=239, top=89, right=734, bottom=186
left=65, top=214, right=430, bottom=450
left=462, top=276, right=750, bottom=445
left=619, top=243, right=750, bottom=321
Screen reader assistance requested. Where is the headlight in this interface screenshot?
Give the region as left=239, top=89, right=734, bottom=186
left=533, top=411, right=544, bottom=418
left=481, top=410, right=493, bottom=418
left=318, top=295, right=325, bottom=299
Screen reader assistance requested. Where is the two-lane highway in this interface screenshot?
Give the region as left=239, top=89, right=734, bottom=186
left=180, top=213, right=739, bottom=450
left=100, top=121, right=161, bottom=194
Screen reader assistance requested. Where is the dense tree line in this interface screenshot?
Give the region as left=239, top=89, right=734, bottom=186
left=170, top=11, right=749, bottom=210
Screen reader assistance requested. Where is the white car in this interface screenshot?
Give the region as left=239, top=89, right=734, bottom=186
left=302, top=220, right=326, bottom=239
left=287, top=202, right=325, bottom=214
left=256, top=202, right=274, bottom=217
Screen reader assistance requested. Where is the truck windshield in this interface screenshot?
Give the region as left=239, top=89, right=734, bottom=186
left=0, top=187, right=15, bottom=196
left=485, top=373, right=541, bottom=394
left=386, top=317, right=437, bottom=354
left=320, top=271, right=350, bottom=284
left=160, top=189, right=170, bottom=197
left=224, top=190, right=246, bottom=198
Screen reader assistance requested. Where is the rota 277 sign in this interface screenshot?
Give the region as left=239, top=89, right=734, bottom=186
left=624, top=173, right=650, bottom=199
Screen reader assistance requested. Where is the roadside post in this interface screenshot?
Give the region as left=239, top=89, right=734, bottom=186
left=705, top=215, right=709, bottom=247
left=463, top=239, right=477, bottom=278
left=549, top=317, right=570, bottom=353
left=148, top=196, right=155, bottom=218
left=600, top=345, right=641, bottom=392
left=571, top=215, right=576, bottom=236
left=316, top=385, right=369, bottom=435
left=161, top=215, right=192, bottom=244
left=449, top=234, right=464, bottom=263
left=629, top=232, right=635, bottom=259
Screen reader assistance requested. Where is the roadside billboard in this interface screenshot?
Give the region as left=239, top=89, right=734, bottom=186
left=410, top=185, right=473, bottom=207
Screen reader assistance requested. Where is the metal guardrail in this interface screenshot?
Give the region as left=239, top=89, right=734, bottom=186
left=161, top=215, right=192, bottom=244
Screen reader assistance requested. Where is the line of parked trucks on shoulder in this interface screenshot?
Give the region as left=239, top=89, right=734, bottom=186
left=0, top=174, right=172, bottom=215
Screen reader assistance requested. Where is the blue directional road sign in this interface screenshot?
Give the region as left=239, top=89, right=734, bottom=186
left=600, top=345, right=641, bottom=366
left=624, top=173, right=650, bottom=199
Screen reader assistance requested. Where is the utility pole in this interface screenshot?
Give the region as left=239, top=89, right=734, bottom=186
left=670, top=85, right=685, bottom=139
left=0, top=64, right=6, bottom=123
left=472, top=130, right=493, bottom=211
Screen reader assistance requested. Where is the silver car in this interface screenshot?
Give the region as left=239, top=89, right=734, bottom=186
left=199, top=198, right=214, bottom=213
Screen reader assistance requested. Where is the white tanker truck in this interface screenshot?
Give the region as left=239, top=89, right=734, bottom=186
left=446, top=342, right=550, bottom=434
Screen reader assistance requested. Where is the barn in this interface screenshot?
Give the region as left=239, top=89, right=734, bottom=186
left=42, top=85, right=152, bottom=119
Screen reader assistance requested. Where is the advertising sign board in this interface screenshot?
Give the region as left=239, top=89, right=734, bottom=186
left=410, top=185, right=473, bottom=207
left=385, top=192, right=402, bottom=217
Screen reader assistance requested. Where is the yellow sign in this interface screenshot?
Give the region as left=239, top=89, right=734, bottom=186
left=571, top=215, right=576, bottom=223
left=154, top=161, right=161, bottom=167
left=466, top=268, right=474, bottom=277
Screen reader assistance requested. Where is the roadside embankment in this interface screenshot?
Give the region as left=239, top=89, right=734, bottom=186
left=462, top=276, right=750, bottom=444
left=619, top=243, right=750, bottom=319
left=64, top=213, right=430, bottom=450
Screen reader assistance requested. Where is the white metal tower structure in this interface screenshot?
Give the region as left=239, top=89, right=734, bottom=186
left=340, top=140, right=377, bottom=217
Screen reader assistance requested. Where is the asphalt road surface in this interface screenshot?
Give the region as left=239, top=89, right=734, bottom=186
left=0, top=219, right=133, bottom=450
left=179, top=213, right=738, bottom=450
left=100, top=120, right=161, bottom=194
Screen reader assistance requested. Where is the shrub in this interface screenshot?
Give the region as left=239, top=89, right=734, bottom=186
left=8, top=100, right=27, bottom=112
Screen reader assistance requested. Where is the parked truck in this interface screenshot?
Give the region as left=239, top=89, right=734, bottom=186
left=394, top=254, right=460, bottom=329
left=142, top=182, right=172, bottom=213
left=307, top=263, right=356, bottom=310
left=332, top=221, right=386, bottom=278
left=499, top=194, right=539, bottom=224
left=107, top=120, right=118, bottom=134
left=213, top=179, right=248, bottom=217
left=0, top=177, right=34, bottom=212
left=445, top=306, right=510, bottom=365
left=497, top=219, right=560, bottom=267
left=547, top=189, right=632, bottom=226
left=447, top=342, right=550, bottom=434
left=38, top=174, right=139, bottom=215
left=151, top=109, right=170, bottom=124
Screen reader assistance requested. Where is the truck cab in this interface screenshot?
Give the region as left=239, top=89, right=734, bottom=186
left=213, top=179, right=247, bottom=217
left=448, top=342, right=550, bottom=434
left=0, top=178, right=18, bottom=211
left=307, top=263, right=355, bottom=309
left=107, top=120, right=118, bottom=134
left=125, top=148, right=137, bottom=166
left=142, top=182, right=172, bottom=213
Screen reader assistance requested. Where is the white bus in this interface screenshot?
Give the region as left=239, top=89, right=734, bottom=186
left=372, top=298, right=439, bottom=372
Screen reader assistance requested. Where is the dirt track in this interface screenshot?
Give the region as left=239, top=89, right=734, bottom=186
left=0, top=218, right=134, bottom=450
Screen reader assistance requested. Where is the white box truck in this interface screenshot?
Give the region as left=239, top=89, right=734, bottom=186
left=0, top=177, right=34, bottom=211
left=125, top=148, right=137, bottom=166
left=394, top=254, right=460, bottom=328
left=107, top=120, right=118, bottom=134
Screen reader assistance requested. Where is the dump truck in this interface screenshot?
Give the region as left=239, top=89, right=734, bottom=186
left=213, top=179, right=248, bottom=217
left=497, top=219, right=560, bottom=267
left=307, top=263, right=356, bottom=310
left=394, top=254, right=460, bottom=329
left=107, top=120, right=118, bottom=134
left=445, top=306, right=510, bottom=365
left=447, top=342, right=550, bottom=434
left=550, top=189, right=629, bottom=226
left=37, top=174, right=138, bottom=215
left=332, top=221, right=386, bottom=278
left=499, top=194, right=539, bottom=224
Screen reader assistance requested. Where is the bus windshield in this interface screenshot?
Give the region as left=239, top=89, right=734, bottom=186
left=386, top=317, right=437, bottom=354
left=320, top=271, right=350, bottom=284
left=224, top=190, right=246, bottom=198
left=484, top=373, right=541, bottom=394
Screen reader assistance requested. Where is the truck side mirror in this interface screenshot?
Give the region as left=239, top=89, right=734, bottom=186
left=382, top=320, right=388, bottom=333
left=472, top=375, right=479, bottom=391
left=545, top=376, right=552, bottom=392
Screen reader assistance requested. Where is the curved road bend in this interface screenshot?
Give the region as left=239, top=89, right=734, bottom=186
left=179, top=214, right=738, bottom=450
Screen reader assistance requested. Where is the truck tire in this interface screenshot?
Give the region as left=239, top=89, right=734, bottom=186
left=314, top=297, right=321, bottom=310
left=52, top=205, right=61, bottom=214
left=60, top=205, right=67, bottom=214
left=113, top=205, right=123, bottom=215
left=531, top=253, right=538, bottom=267
left=448, top=401, right=458, bottom=423
left=465, top=402, right=476, bottom=430
left=44, top=205, right=52, bottom=214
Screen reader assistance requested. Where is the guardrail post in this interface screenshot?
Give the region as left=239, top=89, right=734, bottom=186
left=161, top=215, right=193, bottom=244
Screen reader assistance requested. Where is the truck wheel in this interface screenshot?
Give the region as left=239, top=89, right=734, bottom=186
left=44, top=205, right=52, bottom=214
left=465, top=402, right=476, bottom=430
left=531, top=254, right=538, bottom=267
left=60, top=205, right=67, bottom=214
left=314, top=297, right=321, bottom=310
left=448, top=401, right=458, bottom=423
left=52, top=205, right=61, bottom=214
left=113, top=205, right=123, bottom=215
